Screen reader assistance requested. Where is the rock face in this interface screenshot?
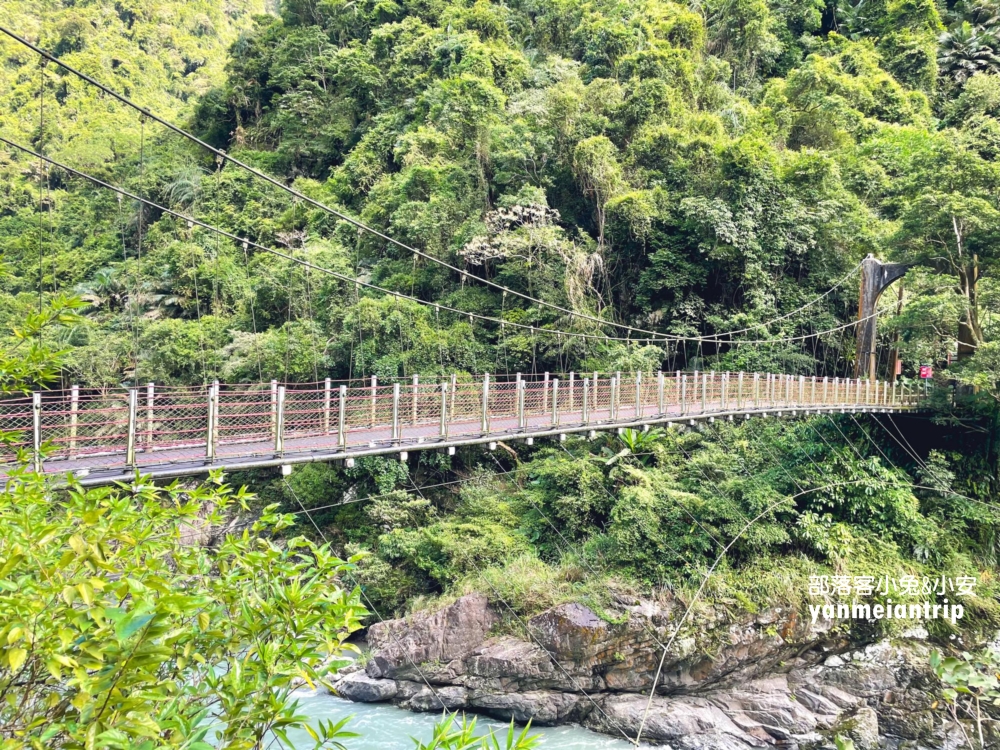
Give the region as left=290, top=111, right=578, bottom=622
left=330, top=594, right=965, bottom=748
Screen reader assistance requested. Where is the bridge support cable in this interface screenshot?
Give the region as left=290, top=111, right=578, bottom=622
left=402, top=473, right=640, bottom=745
left=280, top=478, right=451, bottom=710
left=4, top=129, right=888, bottom=404
left=880, top=414, right=930, bottom=471
left=0, top=19, right=867, bottom=349
left=630, top=475, right=972, bottom=746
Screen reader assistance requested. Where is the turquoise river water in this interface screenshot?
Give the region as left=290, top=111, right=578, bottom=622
left=285, top=689, right=638, bottom=749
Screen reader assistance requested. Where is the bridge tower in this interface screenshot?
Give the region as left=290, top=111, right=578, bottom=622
left=855, top=254, right=908, bottom=381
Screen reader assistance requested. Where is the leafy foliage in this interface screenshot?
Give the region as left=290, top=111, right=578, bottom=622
left=0, top=470, right=368, bottom=749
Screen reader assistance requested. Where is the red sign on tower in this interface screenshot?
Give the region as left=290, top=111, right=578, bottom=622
left=919, top=365, right=933, bottom=379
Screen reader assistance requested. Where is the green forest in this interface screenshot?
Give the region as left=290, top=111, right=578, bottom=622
left=2, top=0, right=1000, bottom=747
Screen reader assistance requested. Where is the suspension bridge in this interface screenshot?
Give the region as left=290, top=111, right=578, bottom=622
left=0, top=28, right=935, bottom=487
left=1, top=371, right=922, bottom=486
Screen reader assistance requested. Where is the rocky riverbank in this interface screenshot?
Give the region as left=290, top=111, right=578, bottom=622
left=330, top=594, right=975, bottom=749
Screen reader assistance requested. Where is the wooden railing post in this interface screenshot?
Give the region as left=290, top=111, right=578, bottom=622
left=275, top=386, right=286, bottom=454
left=32, top=392, right=43, bottom=473
left=125, top=389, right=138, bottom=469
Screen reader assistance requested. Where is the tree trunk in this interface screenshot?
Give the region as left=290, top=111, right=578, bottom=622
left=957, top=254, right=982, bottom=360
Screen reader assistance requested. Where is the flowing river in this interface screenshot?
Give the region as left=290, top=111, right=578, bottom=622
left=287, top=689, right=637, bottom=749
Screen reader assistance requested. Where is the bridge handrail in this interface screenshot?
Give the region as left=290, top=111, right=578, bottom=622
left=0, top=371, right=922, bottom=476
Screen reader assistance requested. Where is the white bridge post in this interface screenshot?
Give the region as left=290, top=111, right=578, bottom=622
left=69, top=384, right=79, bottom=458
left=481, top=374, right=490, bottom=434
left=449, top=374, right=457, bottom=421
left=441, top=381, right=450, bottom=438
left=323, top=378, right=332, bottom=434
left=552, top=378, right=560, bottom=425
left=146, top=382, right=154, bottom=451
left=658, top=371, right=665, bottom=415
left=206, top=382, right=218, bottom=461
left=392, top=383, right=401, bottom=442
left=517, top=378, right=526, bottom=430
left=270, top=379, right=278, bottom=438
left=583, top=376, right=590, bottom=423
left=32, top=392, right=43, bottom=473
left=125, top=389, right=138, bottom=469
left=412, top=375, right=419, bottom=425
left=338, top=385, right=347, bottom=447
left=275, top=386, right=286, bottom=454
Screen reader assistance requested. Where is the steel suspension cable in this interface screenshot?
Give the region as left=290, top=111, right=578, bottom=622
left=632, top=477, right=965, bottom=746
left=0, top=135, right=882, bottom=349
left=0, top=25, right=865, bottom=347
left=402, top=473, right=638, bottom=744
left=134, top=115, right=146, bottom=386
left=36, top=56, right=45, bottom=320
left=881, top=413, right=929, bottom=470
left=280, top=478, right=450, bottom=709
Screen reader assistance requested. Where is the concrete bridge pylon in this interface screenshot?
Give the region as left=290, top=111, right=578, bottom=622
left=855, top=254, right=909, bottom=381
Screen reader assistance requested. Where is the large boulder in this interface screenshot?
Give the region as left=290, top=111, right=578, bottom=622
left=464, top=635, right=604, bottom=692
left=470, top=690, right=591, bottom=725
left=585, top=693, right=770, bottom=749
left=333, top=671, right=398, bottom=703
left=355, top=594, right=966, bottom=748
left=366, top=594, right=498, bottom=681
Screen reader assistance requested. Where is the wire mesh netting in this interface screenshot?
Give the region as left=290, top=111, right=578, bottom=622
left=0, top=372, right=913, bottom=477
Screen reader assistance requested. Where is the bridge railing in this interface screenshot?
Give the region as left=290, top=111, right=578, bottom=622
left=0, top=372, right=922, bottom=476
